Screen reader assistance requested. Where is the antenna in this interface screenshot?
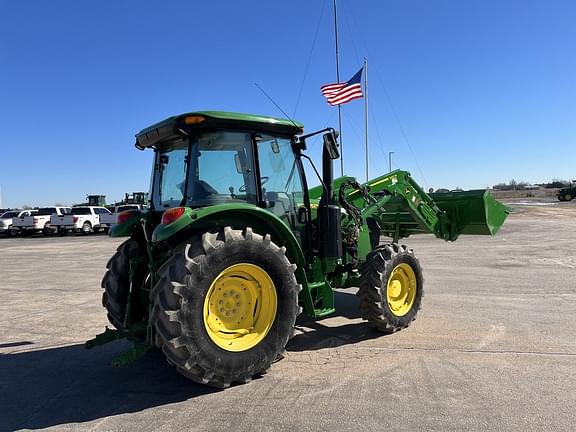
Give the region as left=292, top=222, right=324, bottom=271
left=254, top=83, right=300, bottom=129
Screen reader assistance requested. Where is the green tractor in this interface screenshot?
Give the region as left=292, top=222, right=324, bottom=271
left=558, top=182, right=575, bottom=201
left=87, top=195, right=107, bottom=207
left=88, top=111, right=509, bottom=387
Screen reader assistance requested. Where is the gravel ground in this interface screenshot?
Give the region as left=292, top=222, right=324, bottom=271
left=1, top=200, right=575, bottom=432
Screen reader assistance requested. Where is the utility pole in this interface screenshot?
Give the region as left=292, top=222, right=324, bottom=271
left=364, top=58, right=368, bottom=183
left=333, top=0, right=343, bottom=176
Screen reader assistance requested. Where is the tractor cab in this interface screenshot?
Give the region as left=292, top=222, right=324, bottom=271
left=150, top=129, right=305, bottom=225
left=130, top=111, right=340, bottom=262
left=138, top=113, right=311, bottom=223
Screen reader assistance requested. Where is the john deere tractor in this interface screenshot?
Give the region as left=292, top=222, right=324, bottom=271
left=558, top=182, right=576, bottom=201
left=88, top=111, right=509, bottom=387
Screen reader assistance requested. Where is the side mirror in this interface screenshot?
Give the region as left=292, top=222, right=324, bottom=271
left=323, top=131, right=340, bottom=160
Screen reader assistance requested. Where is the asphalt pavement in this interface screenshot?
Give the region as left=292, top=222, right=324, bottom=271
left=1, top=201, right=575, bottom=431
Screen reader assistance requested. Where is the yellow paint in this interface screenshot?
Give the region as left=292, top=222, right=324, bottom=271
left=386, top=263, right=417, bottom=317
left=203, top=263, right=277, bottom=352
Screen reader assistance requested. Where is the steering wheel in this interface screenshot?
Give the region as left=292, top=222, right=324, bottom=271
left=239, top=176, right=269, bottom=193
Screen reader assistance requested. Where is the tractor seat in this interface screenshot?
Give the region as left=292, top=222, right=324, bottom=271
left=266, top=192, right=291, bottom=219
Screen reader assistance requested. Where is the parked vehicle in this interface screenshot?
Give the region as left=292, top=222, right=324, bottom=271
left=51, top=206, right=112, bottom=234
left=72, top=195, right=107, bottom=207
left=0, top=210, right=36, bottom=236
left=558, top=181, right=576, bottom=201
left=11, top=209, right=39, bottom=234
left=15, top=206, right=71, bottom=236
left=99, top=204, right=145, bottom=228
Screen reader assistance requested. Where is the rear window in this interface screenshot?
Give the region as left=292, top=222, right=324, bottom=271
left=117, top=205, right=139, bottom=213
left=37, top=207, right=57, bottom=216
left=72, top=207, right=91, bottom=215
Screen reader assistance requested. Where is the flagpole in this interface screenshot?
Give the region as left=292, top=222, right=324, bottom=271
left=333, top=0, right=343, bottom=176
left=364, top=57, right=369, bottom=183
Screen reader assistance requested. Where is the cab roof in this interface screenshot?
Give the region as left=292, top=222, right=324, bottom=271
left=135, top=111, right=304, bottom=149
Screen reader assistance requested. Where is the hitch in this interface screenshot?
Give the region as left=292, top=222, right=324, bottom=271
left=85, top=327, right=124, bottom=349
left=86, top=324, right=151, bottom=367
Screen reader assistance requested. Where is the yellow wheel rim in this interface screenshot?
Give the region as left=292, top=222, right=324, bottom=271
left=203, top=263, right=277, bottom=352
left=386, top=263, right=417, bottom=317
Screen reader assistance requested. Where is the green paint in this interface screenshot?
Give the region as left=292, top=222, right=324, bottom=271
left=109, top=212, right=144, bottom=237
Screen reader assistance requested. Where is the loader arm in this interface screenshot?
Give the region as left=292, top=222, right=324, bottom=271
left=343, top=170, right=510, bottom=242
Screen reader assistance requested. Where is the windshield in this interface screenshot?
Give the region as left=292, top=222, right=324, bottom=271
left=1, top=211, right=18, bottom=218
left=188, top=131, right=257, bottom=206
left=256, top=135, right=305, bottom=226
left=152, top=132, right=258, bottom=209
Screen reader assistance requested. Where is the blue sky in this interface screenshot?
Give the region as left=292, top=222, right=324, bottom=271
left=1, top=0, right=574, bottom=208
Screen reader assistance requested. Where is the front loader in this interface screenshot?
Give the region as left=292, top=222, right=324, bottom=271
left=88, top=111, right=509, bottom=387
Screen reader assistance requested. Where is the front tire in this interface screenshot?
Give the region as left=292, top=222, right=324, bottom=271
left=358, top=244, right=423, bottom=333
left=151, top=226, right=300, bottom=388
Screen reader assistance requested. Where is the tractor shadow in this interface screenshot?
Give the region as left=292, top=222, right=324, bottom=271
left=0, top=342, right=219, bottom=432
left=287, top=290, right=385, bottom=352
left=0, top=291, right=381, bottom=431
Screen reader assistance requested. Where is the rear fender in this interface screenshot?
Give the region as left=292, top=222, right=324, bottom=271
left=110, top=212, right=147, bottom=237
left=152, top=204, right=314, bottom=313
left=153, top=205, right=305, bottom=268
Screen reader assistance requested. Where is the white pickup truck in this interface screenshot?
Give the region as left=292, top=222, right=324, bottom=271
left=14, top=206, right=71, bottom=236
left=99, top=204, right=144, bottom=229
left=50, top=206, right=112, bottom=234
left=0, top=210, right=37, bottom=236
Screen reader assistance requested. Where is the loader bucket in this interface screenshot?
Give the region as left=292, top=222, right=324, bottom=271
left=430, top=190, right=510, bottom=239
left=374, top=189, right=510, bottom=241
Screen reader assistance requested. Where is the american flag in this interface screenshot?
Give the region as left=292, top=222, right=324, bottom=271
left=321, top=67, right=364, bottom=106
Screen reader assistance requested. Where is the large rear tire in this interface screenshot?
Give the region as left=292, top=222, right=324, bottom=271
left=101, top=239, right=144, bottom=330
left=358, top=244, right=423, bottom=333
left=151, top=226, right=300, bottom=388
